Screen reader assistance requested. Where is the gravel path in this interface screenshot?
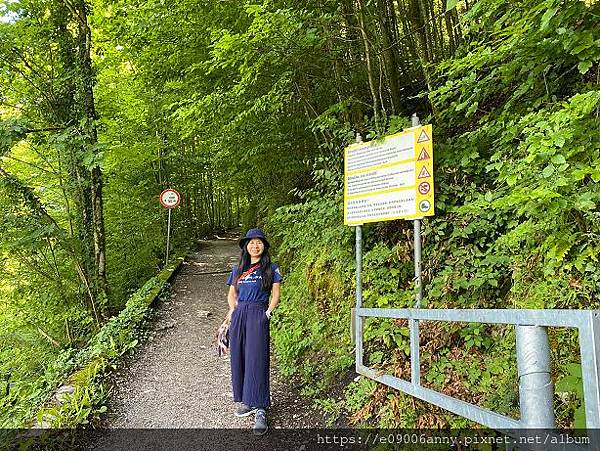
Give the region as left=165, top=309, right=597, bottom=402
left=88, top=235, right=334, bottom=450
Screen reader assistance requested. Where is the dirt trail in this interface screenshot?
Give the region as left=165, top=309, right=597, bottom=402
left=88, top=235, right=331, bottom=449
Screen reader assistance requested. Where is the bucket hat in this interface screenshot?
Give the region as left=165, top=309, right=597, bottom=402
left=239, top=228, right=270, bottom=250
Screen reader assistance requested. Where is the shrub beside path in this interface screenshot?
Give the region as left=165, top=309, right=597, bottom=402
left=89, top=235, right=331, bottom=449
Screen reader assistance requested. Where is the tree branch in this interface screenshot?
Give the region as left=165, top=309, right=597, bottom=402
left=25, top=126, right=68, bottom=133
left=1, top=155, right=59, bottom=175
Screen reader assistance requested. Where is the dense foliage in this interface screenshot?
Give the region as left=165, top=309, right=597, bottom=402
left=269, top=0, right=600, bottom=428
left=0, top=0, right=598, bottom=429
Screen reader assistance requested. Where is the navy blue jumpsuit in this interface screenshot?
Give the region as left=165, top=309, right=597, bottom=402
left=227, top=263, right=283, bottom=408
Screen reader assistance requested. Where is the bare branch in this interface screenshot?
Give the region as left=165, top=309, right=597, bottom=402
left=0, top=155, right=59, bottom=175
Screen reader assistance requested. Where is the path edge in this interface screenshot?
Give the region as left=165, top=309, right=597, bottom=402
left=27, top=254, right=186, bottom=430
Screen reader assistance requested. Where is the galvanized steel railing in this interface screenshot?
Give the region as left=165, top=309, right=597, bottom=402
left=355, top=307, right=600, bottom=435
left=350, top=117, right=599, bottom=449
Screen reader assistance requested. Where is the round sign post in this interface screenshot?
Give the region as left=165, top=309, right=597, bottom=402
left=160, top=189, right=181, bottom=264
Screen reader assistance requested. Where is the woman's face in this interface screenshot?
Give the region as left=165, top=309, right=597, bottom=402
left=247, top=238, right=265, bottom=259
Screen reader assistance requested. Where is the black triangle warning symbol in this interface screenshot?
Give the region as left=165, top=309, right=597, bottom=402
left=418, top=148, right=431, bottom=161
left=417, top=129, right=430, bottom=143
left=418, top=166, right=431, bottom=179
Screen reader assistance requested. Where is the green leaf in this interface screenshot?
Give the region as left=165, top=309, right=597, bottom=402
left=556, top=375, right=578, bottom=392
left=542, top=164, right=555, bottom=178
left=574, top=199, right=596, bottom=211
left=578, top=61, right=593, bottom=74
left=575, top=406, right=586, bottom=428
left=540, top=7, right=558, bottom=30
left=446, top=0, right=459, bottom=12
left=566, top=363, right=582, bottom=378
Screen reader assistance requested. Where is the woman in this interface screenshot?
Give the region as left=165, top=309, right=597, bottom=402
left=226, top=228, right=282, bottom=435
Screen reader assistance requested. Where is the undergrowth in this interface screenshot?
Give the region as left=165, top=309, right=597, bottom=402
left=267, top=0, right=598, bottom=429
left=0, top=257, right=181, bottom=432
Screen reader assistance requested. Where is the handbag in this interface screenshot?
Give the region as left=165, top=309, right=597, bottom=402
left=216, top=319, right=230, bottom=357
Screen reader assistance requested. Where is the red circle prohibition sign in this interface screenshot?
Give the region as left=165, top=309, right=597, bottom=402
left=160, top=189, right=181, bottom=208
left=418, top=182, right=431, bottom=195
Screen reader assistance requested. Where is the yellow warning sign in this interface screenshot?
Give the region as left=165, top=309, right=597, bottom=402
left=344, top=123, right=434, bottom=224
left=418, top=148, right=431, bottom=161
left=417, top=129, right=430, bottom=143
left=414, top=124, right=434, bottom=219
left=418, top=166, right=431, bottom=179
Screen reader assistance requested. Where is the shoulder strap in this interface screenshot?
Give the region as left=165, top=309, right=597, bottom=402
left=238, top=263, right=261, bottom=281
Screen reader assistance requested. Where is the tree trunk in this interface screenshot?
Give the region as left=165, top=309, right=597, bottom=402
left=50, top=0, right=98, bottom=314
left=208, top=171, right=215, bottom=229
left=376, top=0, right=402, bottom=115
left=72, top=0, right=108, bottom=307
left=356, top=0, right=381, bottom=128
left=444, top=0, right=457, bottom=55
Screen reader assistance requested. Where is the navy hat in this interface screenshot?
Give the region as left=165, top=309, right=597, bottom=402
left=239, top=228, right=270, bottom=250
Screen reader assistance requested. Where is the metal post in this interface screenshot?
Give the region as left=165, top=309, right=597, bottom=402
left=516, top=325, right=555, bottom=428
left=356, top=224, right=363, bottom=368
left=412, top=112, right=423, bottom=307
left=166, top=208, right=172, bottom=264
left=355, top=132, right=364, bottom=369
left=410, top=113, right=422, bottom=386
left=414, top=219, right=422, bottom=305
left=579, top=312, right=600, bottom=429
left=579, top=312, right=600, bottom=448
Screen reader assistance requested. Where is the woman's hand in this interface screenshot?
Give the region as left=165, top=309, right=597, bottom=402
left=266, top=282, right=280, bottom=320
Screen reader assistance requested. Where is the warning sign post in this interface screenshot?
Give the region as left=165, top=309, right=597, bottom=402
left=159, top=188, right=181, bottom=264
left=344, top=124, right=434, bottom=225
left=348, top=115, right=432, bottom=400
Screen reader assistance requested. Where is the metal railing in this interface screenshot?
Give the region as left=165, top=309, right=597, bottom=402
left=349, top=117, right=599, bottom=449
left=353, top=307, right=600, bottom=448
